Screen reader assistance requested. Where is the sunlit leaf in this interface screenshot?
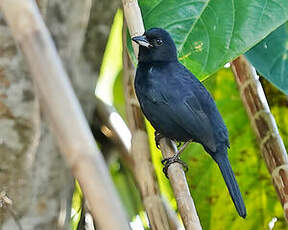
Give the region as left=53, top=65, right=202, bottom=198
left=71, top=181, right=83, bottom=230
left=96, top=9, right=123, bottom=104
left=113, top=70, right=126, bottom=119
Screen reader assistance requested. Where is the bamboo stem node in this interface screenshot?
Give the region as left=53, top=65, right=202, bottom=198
left=260, top=131, right=278, bottom=149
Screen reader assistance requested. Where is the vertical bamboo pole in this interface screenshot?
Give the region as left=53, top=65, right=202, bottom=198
left=0, top=1, right=130, bottom=229
left=123, top=24, right=171, bottom=230
left=231, top=55, right=288, bottom=221
left=122, top=0, right=202, bottom=229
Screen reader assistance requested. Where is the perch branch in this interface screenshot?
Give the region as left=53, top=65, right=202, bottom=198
left=231, top=55, right=288, bottom=221
left=0, top=1, right=130, bottom=229
left=122, top=1, right=202, bottom=229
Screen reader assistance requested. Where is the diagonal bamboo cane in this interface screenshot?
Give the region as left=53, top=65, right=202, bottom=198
left=0, top=1, right=130, bottom=229
left=122, top=0, right=202, bottom=229
left=231, top=55, right=288, bottom=221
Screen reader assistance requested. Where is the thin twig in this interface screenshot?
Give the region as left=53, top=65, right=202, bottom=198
left=0, top=1, right=130, bottom=229
left=122, top=1, right=202, bottom=229
left=231, top=55, right=288, bottom=221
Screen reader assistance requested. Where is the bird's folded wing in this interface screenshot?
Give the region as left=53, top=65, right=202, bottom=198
left=167, top=95, right=217, bottom=152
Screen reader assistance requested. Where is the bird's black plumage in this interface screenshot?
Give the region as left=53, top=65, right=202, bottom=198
left=132, top=28, right=247, bottom=218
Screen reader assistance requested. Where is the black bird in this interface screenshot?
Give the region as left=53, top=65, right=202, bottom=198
left=132, top=28, right=247, bottom=218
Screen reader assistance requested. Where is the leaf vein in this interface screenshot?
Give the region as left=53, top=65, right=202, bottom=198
left=163, top=16, right=197, bottom=29
left=226, top=0, right=235, bottom=50
left=268, top=52, right=285, bottom=75
left=199, top=17, right=210, bottom=75
left=178, top=0, right=211, bottom=53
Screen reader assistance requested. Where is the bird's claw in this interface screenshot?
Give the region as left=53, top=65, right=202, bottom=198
left=154, top=131, right=164, bottom=149
left=161, top=155, right=188, bottom=178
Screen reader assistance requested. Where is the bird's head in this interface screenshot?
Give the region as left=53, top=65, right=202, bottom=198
left=132, top=28, right=177, bottom=63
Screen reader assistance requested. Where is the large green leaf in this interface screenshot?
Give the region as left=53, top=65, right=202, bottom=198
left=135, top=0, right=288, bottom=79
left=246, top=22, right=288, bottom=95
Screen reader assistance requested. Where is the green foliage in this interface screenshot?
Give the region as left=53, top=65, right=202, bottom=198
left=182, top=68, right=286, bottom=229
left=246, top=22, right=288, bottom=95
left=132, top=0, right=288, bottom=80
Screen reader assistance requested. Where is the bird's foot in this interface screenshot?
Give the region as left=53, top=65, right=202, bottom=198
left=161, top=154, right=188, bottom=178
left=154, top=131, right=164, bottom=149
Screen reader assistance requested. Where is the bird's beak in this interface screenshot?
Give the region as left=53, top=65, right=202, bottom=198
left=132, top=35, right=153, bottom=48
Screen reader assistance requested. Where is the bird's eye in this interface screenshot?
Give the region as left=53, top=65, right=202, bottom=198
left=156, top=39, right=163, bottom=46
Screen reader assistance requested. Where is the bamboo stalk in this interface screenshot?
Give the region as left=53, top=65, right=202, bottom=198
left=231, top=55, right=288, bottom=221
left=121, top=0, right=144, bottom=56
left=122, top=1, right=202, bottom=229
left=122, top=25, right=171, bottom=230
left=0, top=1, right=130, bottom=229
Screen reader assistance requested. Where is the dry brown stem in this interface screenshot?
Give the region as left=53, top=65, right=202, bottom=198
left=122, top=0, right=202, bottom=229
left=231, top=55, right=288, bottom=221
left=0, top=1, right=130, bottom=229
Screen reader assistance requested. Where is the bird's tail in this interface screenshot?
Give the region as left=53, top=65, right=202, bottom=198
left=214, top=154, right=247, bottom=218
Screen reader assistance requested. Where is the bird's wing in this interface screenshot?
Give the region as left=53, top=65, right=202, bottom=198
left=160, top=78, right=217, bottom=152
left=140, top=62, right=218, bottom=152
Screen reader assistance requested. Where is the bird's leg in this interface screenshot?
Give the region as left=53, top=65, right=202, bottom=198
left=161, top=142, right=190, bottom=178
left=154, top=130, right=164, bottom=149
